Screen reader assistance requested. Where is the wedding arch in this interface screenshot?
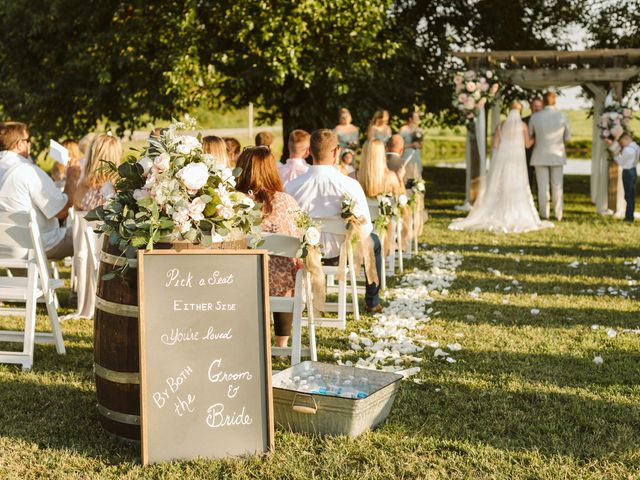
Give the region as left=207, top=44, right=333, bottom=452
left=453, top=49, right=640, bottom=215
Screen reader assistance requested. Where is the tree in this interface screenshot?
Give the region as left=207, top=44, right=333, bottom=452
left=0, top=0, right=209, bottom=149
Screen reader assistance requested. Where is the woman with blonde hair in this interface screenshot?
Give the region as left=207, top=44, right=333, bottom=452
left=203, top=135, right=231, bottom=167
left=357, top=139, right=403, bottom=198
left=366, top=110, right=392, bottom=143
left=74, top=133, right=122, bottom=211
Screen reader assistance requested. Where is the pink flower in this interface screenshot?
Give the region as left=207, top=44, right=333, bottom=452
left=458, top=93, right=468, bottom=103
left=187, top=197, right=206, bottom=221
left=602, top=129, right=611, bottom=138
left=611, top=125, right=624, bottom=139
left=481, top=82, right=490, bottom=92
left=466, top=82, right=477, bottom=93
left=453, top=75, right=463, bottom=85
left=463, top=97, right=476, bottom=110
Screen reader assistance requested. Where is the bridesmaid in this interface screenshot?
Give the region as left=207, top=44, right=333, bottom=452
left=399, top=110, right=424, bottom=184
left=367, top=110, right=392, bottom=143
left=334, top=108, right=360, bottom=153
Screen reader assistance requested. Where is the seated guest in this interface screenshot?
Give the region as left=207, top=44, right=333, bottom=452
left=0, top=122, right=79, bottom=260
left=202, top=135, right=230, bottom=167
left=51, top=139, right=82, bottom=183
left=236, top=146, right=301, bottom=348
left=278, top=129, right=310, bottom=187
left=255, top=131, right=274, bottom=148
left=359, top=139, right=404, bottom=197
left=286, top=129, right=382, bottom=313
left=74, top=133, right=122, bottom=212
left=386, top=134, right=411, bottom=187
left=338, top=149, right=356, bottom=177
left=223, top=137, right=241, bottom=167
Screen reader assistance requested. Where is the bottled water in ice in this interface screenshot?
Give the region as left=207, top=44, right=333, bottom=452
left=311, top=374, right=328, bottom=395
left=355, top=377, right=370, bottom=399
left=298, top=379, right=309, bottom=392
left=328, top=371, right=342, bottom=395
left=340, top=379, right=357, bottom=399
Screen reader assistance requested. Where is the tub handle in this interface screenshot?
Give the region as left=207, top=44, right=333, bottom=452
left=292, top=393, right=317, bottom=415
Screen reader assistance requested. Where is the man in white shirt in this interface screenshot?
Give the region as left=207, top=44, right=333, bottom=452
left=607, top=133, right=639, bottom=222
left=278, top=129, right=310, bottom=187
left=286, top=129, right=382, bottom=312
left=0, top=122, right=77, bottom=259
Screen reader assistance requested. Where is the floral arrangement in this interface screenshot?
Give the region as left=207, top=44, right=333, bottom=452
left=408, top=177, right=426, bottom=207
left=89, top=118, right=262, bottom=264
left=295, top=211, right=321, bottom=259
left=340, top=194, right=358, bottom=221
left=452, top=70, right=500, bottom=123
left=373, top=194, right=397, bottom=236
left=599, top=103, right=634, bottom=143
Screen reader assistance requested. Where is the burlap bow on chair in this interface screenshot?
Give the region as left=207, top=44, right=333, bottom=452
left=336, top=215, right=379, bottom=286
left=304, top=245, right=325, bottom=315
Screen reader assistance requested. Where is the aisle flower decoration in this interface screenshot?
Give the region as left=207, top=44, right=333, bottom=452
left=452, top=70, right=500, bottom=124
left=89, top=118, right=262, bottom=265
left=338, top=194, right=378, bottom=286
left=295, top=211, right=325, bottom=313
left=408, top=177, right=427, bottom=243
left=599, top=102, right=634, bottom=144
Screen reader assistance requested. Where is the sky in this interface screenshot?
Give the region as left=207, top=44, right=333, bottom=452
left=556, top=25, right=592, bottom=110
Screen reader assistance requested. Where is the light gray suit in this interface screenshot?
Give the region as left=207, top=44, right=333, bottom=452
left=529, top=106, right=571, bottom=220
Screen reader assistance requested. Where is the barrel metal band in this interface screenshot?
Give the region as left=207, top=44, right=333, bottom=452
left=94, top=363, right=140, bottom=384
left=96, top=404, right=140, bottom=426
left=96, top=296, right=138, bottom=318
left=100, top=251, right=138, bottom=269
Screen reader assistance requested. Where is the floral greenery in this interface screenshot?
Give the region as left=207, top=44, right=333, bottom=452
left=373, top=194, right=397, bottom=236
left=340, top=194, right=358, bottom=221
left=452, top=70, right=500, bottom=125
left=87, top=119, right=262, bottom=265
left=294, top=211, right=322, bottom=259
left=408, top=177, right=427, bottom=208
left=598, top=102, right=635, bottom=142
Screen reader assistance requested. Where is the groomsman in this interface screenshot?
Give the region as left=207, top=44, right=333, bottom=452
left=529, top=92, right=571, bottom=221
left=523, top=97, right=544, bottom=193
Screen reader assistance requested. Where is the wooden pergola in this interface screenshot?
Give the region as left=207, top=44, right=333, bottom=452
left=452, top=49, right=640, bottom=214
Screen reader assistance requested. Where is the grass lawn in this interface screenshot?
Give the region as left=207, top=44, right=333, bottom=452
left=1, top=168, right=639, bottom=479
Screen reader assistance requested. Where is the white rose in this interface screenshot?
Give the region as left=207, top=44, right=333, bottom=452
left=137, top=157, right=153, bottom=176
left=216, top=204, right=234, bottom=219
left=398, top=194, right=408, bottom=206
left=177, top=162, right=209, bottom=191
left=133, top=188, right=151, bottom=201
left=100, top=181, right=116, bottom=200
left=241, top=197, right=255, bottom=210
left=153, top=153, right=170, bottom=173
left=176, top=135, right=201, bottom=155
left=305, top=226, right=321, bottom=246
left=187, top=197, right=206, bottom=221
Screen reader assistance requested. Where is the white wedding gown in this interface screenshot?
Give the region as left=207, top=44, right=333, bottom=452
left=449, top=110, right=553, bottom=233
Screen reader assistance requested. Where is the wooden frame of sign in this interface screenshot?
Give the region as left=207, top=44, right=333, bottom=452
left=138, top=249, right=274, bottom=465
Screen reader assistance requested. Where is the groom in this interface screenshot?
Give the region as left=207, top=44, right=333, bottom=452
left=528, top=91, right=571, bottom=221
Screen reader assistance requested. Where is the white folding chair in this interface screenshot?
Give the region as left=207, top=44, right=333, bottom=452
left=262, top=234, right=316, bottom=365
left=0, top=210, right=66, bottom=371
left=312, top=216, right=359, bottom=330
left=85, top=224, right=100, bottom=273
left=67, top=207, right=78, bottom=292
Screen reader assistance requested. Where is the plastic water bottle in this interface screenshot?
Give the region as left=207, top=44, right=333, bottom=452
left=340, top=379, right=357, bottom=399
left=291, top=376, right=301, bottom=390
left=311, top=374, right=328, bottom=395
left=298, top=379, right=309, bottom=392
left=328, top=371, right=342, bottom=395
left=355, top=377, right=370, bottom=399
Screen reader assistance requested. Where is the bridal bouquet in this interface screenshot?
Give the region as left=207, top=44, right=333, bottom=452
left=89, top=118, right=262, bottom=261
left=599, top=103, right=634, bottom=142
left=452, top=70, right=500, bottom=123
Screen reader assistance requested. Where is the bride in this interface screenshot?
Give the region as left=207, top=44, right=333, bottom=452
left=449, top=101, right=553, bottom=233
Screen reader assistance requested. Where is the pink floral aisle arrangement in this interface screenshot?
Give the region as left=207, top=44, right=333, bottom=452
left=452, top=70, right=500, bottom=124
left=599, top=103, right=634, bottom=144
left=88, top=118, right=262, bottom=271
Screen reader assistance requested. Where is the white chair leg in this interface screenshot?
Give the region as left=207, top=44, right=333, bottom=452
left=304, top=272, right=317, bottom=362
left=397, top=217, right=404, bottom=274
left=388, top=221, right=396, bottom=275
left=380, top=233, right=387, bottom=290
left=413, top=205, right=420, bottom=255
left=337, top=278, right=347, bottom=329
left=45, top=290, right=65, bottom=355
left=22, top=268, right=38, bottom=371
left=347, top=247, right=359, bottom=321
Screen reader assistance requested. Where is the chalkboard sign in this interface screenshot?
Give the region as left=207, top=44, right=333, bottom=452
left=138, top=250, right=274, bottom=465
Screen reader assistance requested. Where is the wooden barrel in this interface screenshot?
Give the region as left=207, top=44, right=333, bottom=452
left=94, top=234, right=247, bottom=441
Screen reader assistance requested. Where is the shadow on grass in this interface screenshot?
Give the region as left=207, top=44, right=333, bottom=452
left=436, top=299, right=640, bottom=328
left=390, top=377, right=640, bottom=460
left=0, top=376, right=138, bottom=462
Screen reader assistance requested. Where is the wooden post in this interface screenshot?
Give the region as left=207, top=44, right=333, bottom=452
left=608, top=58, right=626, bottom=213
left=585, top=83, right=609, bottom=214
